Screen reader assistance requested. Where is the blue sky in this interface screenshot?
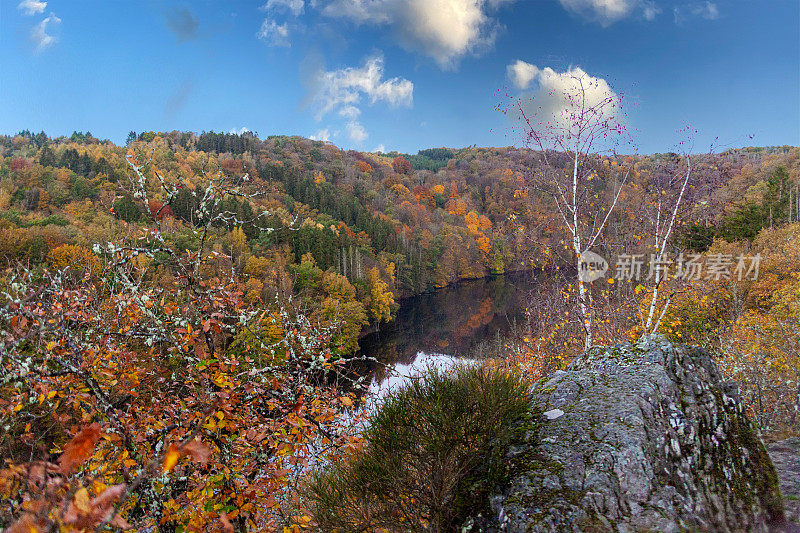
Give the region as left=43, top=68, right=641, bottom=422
left=1, top=0, right=798, bottom=154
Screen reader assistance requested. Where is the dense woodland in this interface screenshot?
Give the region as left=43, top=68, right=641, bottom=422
left=1, top=129, right=798, bottom=530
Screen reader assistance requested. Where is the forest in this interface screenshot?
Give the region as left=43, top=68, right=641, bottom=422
left=1, top=128, right=798, bottom=531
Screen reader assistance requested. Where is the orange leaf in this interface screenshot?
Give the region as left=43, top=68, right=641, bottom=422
left=59, top=423, right=101, bottom=474
left=339, top=396, right=353, bottom=407
left=162, top=445, right=180, bottom=472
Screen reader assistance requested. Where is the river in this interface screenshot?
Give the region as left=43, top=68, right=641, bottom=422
left=356, top=271, right=540, bottom=389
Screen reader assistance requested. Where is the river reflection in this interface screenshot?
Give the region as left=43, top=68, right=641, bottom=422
left=357, top=271, right=539, bottom=385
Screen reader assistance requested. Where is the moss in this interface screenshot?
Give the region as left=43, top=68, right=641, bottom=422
left=697, top=386, right=784, bottom=522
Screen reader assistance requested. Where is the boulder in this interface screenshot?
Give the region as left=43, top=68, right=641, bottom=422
left=768, top=438, right=800, bottom=526
left=486, top=336, right=785, bottom=532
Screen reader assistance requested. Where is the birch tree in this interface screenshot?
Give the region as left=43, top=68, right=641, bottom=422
left=511, top=68, right=632, bottom=349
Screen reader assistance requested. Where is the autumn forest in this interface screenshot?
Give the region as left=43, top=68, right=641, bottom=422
left=1, top=125, right=799, bottom=530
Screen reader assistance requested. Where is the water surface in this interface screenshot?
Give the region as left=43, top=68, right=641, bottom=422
left=357, top=272, right=539, bottom=385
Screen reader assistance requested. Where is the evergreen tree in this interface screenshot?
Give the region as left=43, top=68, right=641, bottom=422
left=113, top=196, right=141, bottom=222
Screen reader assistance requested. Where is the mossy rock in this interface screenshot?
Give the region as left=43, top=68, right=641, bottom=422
left=481, top=335, right=786, bottom=533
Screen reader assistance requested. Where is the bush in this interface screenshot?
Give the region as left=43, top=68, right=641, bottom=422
left=305, top=365, right=534, bottom=532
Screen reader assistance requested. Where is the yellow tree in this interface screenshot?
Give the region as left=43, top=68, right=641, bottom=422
left=366, top=267, right=395, bottom=323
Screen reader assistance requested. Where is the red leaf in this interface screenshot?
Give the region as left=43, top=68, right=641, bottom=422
left=5, top=514, right=48, bottom=533
left=220, top=512, right=234, bottom=533
left=182, top=440, right=212, bottom=465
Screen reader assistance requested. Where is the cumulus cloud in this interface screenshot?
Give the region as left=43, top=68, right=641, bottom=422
left=310, top=55, right=413, bottom=119
left=18, top=0, right=46, bottom=15
left=558, top=0, right=659, bottom=25
left=31, top=12, right=60, bottom=53
left=374, top=144, right=387, bottom=153
left=507, top=63, right=622, bottom=140
left=257, top=18, right=290, bottom=46
left=262, top=0, right=305, bottom=15
left=507, top=59, right=540, bottom=90
left=322, top=0, right=515, bottom=69
left=229, top=127, right=251, bottom=135
left=346, top=121, right=368, bottom=143
left=310, top=128, right=331, bottom=142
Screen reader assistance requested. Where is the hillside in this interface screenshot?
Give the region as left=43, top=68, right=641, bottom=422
left=2, top=129, right=799, bottom=530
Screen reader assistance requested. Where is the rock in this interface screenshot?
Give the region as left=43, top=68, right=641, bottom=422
left=483, top=335, right=785, bottom=532
left=768, top=438, right=800, bottom=526
left=542, top=409, right=564, bottom=420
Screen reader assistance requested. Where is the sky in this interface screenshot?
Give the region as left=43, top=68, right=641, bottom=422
left=1, top=0, right=798, bottom=154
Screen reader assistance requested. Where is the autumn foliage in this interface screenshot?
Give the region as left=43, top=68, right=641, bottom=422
left=0, top=149, right=369, bottom=530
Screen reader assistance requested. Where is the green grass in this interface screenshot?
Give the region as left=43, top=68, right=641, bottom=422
left=305, top=365, right=534, bottom=532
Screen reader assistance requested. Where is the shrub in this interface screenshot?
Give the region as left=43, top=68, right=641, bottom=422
left=305, top=365, right=534, bottom=532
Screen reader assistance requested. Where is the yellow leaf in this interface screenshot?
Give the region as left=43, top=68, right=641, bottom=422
left=339, top=396, right=353, bottom=407
left=47, top=390, right=57, bottom=399
left=38, top=393, right=45, bottom=405
left=93, top=479, right=108, bottom=494
left=163, top=445, right=180, bottom=472
left=74, top=487, right=91, bottom=513
left=13, top=404, right=23, bottom=412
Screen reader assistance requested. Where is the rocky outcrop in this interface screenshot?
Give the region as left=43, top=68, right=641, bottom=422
left=768, top=438, right=800, bottom=525
left=485, top=336, right=785, bottom=532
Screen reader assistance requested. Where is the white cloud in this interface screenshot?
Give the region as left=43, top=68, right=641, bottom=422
left=323, top=0, right=515, bottom=69
left=229, top=127, right=251, bottom=135
left=506, top=59, right=540, bottom=90
left=310, top=128, right=331, bottom=141
left=257, top=18, right=290, bottom=46
left=338, top=105, right=361, bottom=119
left=673, top=1, right=719, bottom=24
left=31, top=12, right=60, bottom=53
left=346, top=121, right=368, bottom=144
left=557, top=0, right=658, bottom=25
left=691, top=1, right=719, bottom=20
left=374, top=144, right=387, bottom=153
left=18, top=0, right=46, bottom=15
left=262, top=0, right=305, bottom=15
left=311, top=55, right=413, bottom=119
left=306, top=55, right=412, bottom=146
left=642, top=2, right=660, bottom=20
left=508, top=64, right=622, bottom=140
